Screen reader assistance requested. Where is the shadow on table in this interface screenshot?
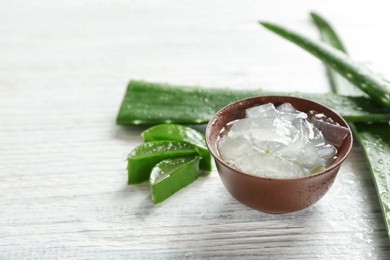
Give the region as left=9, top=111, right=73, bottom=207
left=112, top=125, right=148, bottom=142
left=113, top=123, right=208, bottom=142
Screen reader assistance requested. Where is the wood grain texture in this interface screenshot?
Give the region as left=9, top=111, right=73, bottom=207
left=1, top=0, right=390, bottom=259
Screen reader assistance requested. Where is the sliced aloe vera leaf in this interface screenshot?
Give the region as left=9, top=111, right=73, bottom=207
left=150, top=156, right=200, bottom=204
left=127, top=141, right=198, bottom=184
left=311, top=11, right=390, bottom=239
left=142, top=124, right=212, bottom=172
left=116, top=80, right=390, bottom=126
left=259, top=21, right=390, bottom=109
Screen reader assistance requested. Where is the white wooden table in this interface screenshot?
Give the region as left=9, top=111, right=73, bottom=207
left=1, top=1, right=390, bottom=259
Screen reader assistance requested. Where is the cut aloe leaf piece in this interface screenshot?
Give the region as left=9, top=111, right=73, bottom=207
left=142, top=124, right=212, bottom=172
left=127, top=141, right=198, bottom=184
left=150, top=156, right=200, bottom=204
left=116, top=81, right=390, bottom=126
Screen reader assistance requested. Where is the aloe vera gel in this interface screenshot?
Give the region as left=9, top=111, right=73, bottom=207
left=217, top=103, right=338, bottom=179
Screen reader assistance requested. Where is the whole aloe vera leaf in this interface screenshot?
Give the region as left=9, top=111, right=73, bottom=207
left=353, top=123, right=390, bottom=237
left=311, top=11, right=390, bottom=239
left=310, top=12, right=348, bottom=54
left=116, top=80, right=390, bottom=125
left=260, top=21, right=390, bottom=109
left=310, top=12, right=365, bottom=96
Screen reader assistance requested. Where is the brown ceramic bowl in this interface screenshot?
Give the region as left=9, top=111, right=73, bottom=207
left=205, top=96, right=353, bottom=214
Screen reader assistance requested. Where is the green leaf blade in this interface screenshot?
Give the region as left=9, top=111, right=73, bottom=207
left=310, top=12, right=365, bottom=96
left=116, top=80, right=390, bottom=126
left=352, top=123, right=390, bottom=238
left=311, top=11, right=390, bottom=240
left=260, top=21, right=390, bottom=109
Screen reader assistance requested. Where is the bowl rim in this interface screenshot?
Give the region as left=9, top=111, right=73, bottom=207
left=205, top=95, right=353, bottom=182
